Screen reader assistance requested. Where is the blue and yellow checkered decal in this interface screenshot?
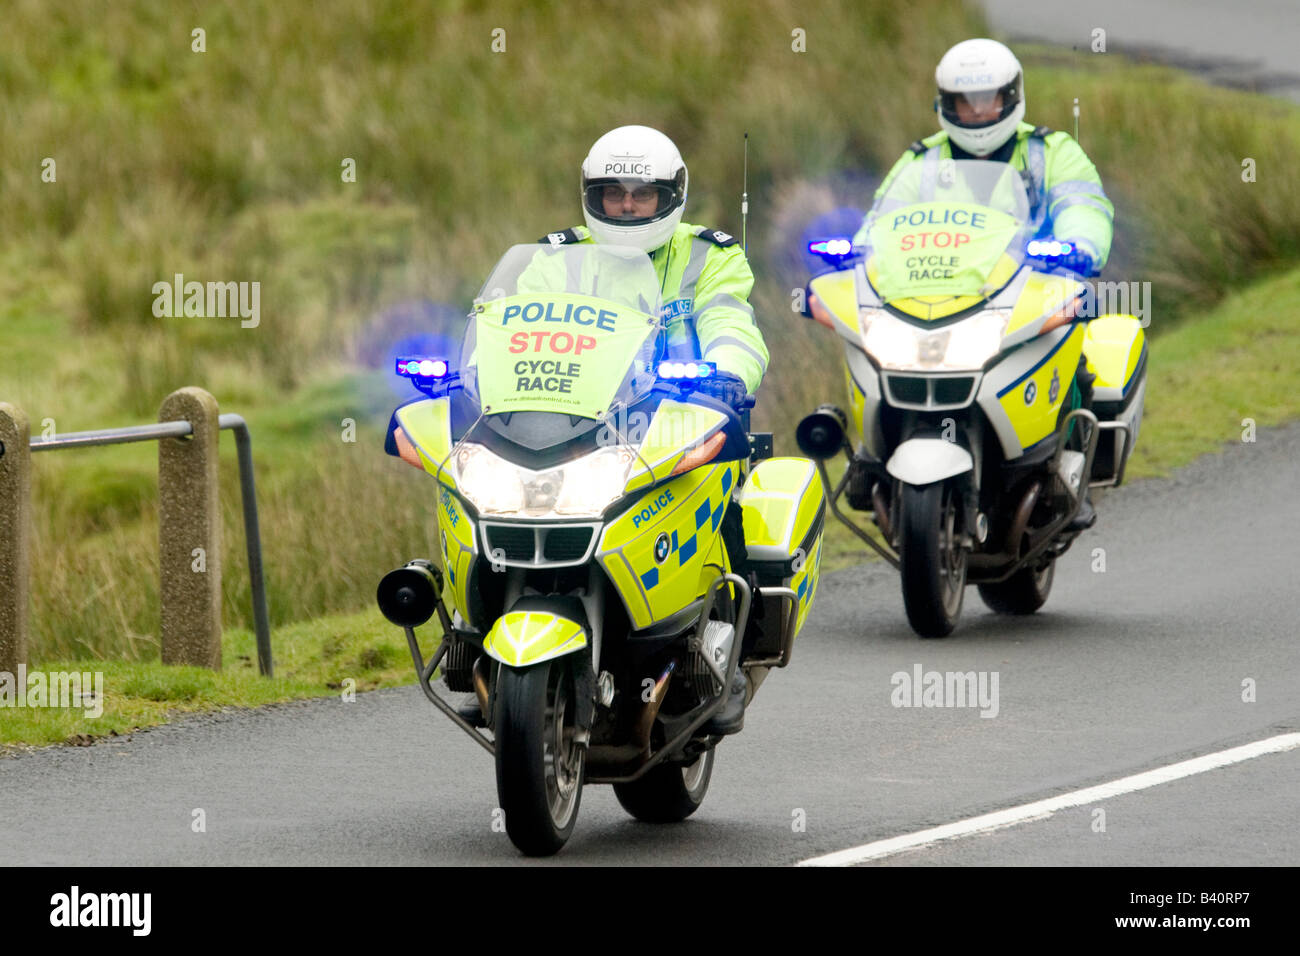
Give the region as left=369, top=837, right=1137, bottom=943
left=637, top=467, right=733, bottom=591
left=598, top=462, right=738, bottom=630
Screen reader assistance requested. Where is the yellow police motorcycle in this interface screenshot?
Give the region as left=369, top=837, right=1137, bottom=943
left=799, top=160, right=1145, bottom=637
left=378, top=244, right=824, bottom=855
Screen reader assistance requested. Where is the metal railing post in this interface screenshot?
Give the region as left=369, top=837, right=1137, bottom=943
left=158, top=388, right=222, bottom=670
left=218, top=414, right=273, bottom=677
left=0, top=403, right=31, bottom=674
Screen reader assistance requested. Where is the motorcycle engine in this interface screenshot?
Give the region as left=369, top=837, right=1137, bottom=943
left=687, top=620, right=736, bottom=700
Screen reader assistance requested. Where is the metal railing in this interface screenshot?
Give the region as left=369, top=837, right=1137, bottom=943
left=0, top=390, right=272, bottom=676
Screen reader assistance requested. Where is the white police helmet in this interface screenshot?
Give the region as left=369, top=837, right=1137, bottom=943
left=581, top=126, right=688, bottom=252
left=935, top=39, right=1025, bottom=156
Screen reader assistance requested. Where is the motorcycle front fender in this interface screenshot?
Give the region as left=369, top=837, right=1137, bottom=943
left=482, top=608, right=588, bottom=668
left=885, top=438, right=973, bottom=487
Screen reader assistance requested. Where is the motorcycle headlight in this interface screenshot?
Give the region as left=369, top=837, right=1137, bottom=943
left=861, top=312, right=921, bottom=368
left=454, top=444, right=525, bottom=514
left=944, top=310, right=1012, bottom=369
left=860, top=309, right=1010, bottom=371
left=555, top=446, right=636, bottom=516
left=452, top=443, right=634, bottom=518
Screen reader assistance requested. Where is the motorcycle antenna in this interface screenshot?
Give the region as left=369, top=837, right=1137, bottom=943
left=741, top=132, right=749, bottom=254
left=1073, top=97, right=1080, bottom=143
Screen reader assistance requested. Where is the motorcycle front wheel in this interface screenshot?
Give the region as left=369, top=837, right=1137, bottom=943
left=494, top=660, right=585, bottom=856
left=899, top=481, right=967, bottom=638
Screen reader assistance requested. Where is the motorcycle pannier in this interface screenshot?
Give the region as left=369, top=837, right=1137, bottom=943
left=1082, top=315, right=1147, bottom=485
left=735, top=458, right=826, bottom=661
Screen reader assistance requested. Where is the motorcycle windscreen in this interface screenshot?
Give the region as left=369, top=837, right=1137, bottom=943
left=459, top=244, right=662, bottom=419
left=862, top=160, right=1030, bottom=305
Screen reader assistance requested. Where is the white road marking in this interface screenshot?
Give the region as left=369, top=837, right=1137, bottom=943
left=799, top=732, right=1300, bottom=867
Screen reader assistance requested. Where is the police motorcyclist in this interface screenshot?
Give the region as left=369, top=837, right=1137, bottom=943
left=857, top=38, right=1114, bottom=279
left=855, top=39, right=1113, bottom=528
left=543, top=125, right=768, bottom=407
left=544, top=126, right=770, bottom=734
left=544, top=125, right=768, bottom=732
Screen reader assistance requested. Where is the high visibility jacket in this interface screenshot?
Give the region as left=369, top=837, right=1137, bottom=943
left=855, top=122, right=1114, bottom=268
left=540, top=223, right=769, bottom=394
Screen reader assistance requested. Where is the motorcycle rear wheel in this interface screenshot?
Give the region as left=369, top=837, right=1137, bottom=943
left=614, top=578, right=734, bottom=821
left=978, top=558, right=1055, bottom=614
left=613, top=748, right=715, bottom=823
left=494, top=660, right=585, bottom=856
left=899, top=481, right=966, bottom=638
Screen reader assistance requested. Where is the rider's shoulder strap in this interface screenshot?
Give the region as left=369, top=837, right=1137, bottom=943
left=537, top=227, right=584, bottom=246
left=692, top=226, right=739, bottom=248
left=1024, top=128, right=1052, bottom=217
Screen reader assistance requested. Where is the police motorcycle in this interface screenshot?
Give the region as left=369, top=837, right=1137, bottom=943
left=378, top=243, right=825, bottom=855
left=798, top=159, right=1145, bottom=637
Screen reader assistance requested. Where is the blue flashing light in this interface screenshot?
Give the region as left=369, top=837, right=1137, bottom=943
left=659, top=360, right=717, bottom=381
left=1027, top=240, right=1075, bottom=259
left=809, top=238, right=854, bottom=257
left=396, top=356, right=449, bottom=378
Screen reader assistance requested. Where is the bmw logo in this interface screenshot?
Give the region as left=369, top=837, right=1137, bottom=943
left=654, top=533, right=671, bottom=564
left=1023, top=380, right=1037, bottom=405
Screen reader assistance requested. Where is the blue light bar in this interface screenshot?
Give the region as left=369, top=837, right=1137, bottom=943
left=396, top=356, right=449, bottom=378
left=1027, top=240, right=1074, bottom=258
left=658, top=360, right=715, bottom=381
left=809, top=238, right=854, bottom=257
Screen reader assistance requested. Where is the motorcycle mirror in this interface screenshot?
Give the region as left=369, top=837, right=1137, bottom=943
left=796, top=405, right=848, bottom=460
left=376, top=560, right=444, bottom=628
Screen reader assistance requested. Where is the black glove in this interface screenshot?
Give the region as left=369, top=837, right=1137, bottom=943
left=693, top=370, right=750, bottom=410
left=1057, top=246, right=1096, bottom=278
left=1030, top=238, right=1096, bottom=278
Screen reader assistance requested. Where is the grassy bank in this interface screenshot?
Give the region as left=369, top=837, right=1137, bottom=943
left=1, top=607, right=428, bottom=750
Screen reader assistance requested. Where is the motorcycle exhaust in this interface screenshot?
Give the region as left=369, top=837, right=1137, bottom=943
left=472, top=654, right=491, bottom=722
left=1006, top=480, right=1042, bottom=556
left=635, top=660, right=676, bottom=755
left=795, top=405, right=848, bottom=461
left=871, top=483, right=893, bottom=541
left=376, top=559, right=444, bottom=628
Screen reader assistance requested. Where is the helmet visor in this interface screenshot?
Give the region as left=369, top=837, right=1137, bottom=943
left=583, top=170, right=685, bottom=226
left=938, top=77, right=1020, bottom=129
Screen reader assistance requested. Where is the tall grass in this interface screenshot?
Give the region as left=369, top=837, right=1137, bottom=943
left=3, top=0, right=1298, bottom=657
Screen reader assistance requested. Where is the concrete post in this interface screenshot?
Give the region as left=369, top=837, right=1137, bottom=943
left=158, top=388, right=222, bottom=669
left=0, top=403, right=31, bottom=674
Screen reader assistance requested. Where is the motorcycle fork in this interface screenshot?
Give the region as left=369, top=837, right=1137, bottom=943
left=900, top=410, right=983, bottom=549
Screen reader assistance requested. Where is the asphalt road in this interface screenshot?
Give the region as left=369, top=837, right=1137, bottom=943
left=979, top=0, right=1300, bottom=101
left=2, top=421, right=1297, bottom=866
